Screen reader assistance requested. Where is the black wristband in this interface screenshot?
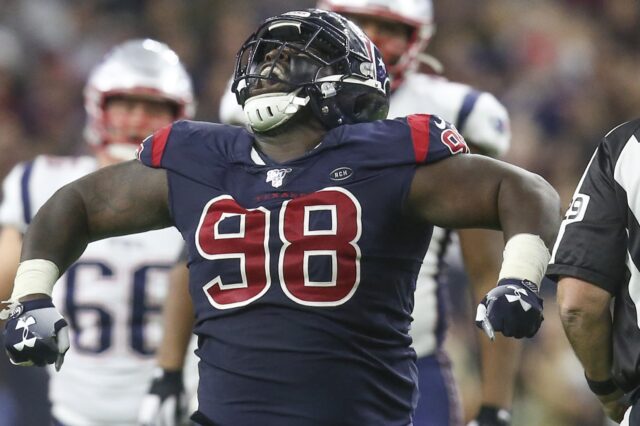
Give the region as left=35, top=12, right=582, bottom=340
left=584, top=373, right=618, bottom=396
left=476, top=405, right=511, bottom=425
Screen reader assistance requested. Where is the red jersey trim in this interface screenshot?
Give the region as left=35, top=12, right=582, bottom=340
left=407, top=114, right=431, bottom=163
left=151, top=124, right=172, bottom=167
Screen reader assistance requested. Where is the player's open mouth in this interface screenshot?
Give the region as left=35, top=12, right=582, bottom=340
left=258, top=63, right=287, bottom=81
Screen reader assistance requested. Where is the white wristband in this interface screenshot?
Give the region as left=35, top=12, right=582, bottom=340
left=498, top=234, right=550, bottom=287
left=10, top=259, right=60, bottom=301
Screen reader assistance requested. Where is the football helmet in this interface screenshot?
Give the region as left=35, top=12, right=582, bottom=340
left=232, top=9, right=390, bottom=132
left=317, top=0, right=434, bottom=84
left=84, top=39, right=195, bottom=159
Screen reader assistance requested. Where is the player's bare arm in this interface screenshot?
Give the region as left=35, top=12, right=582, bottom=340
left=408, top=154, right=561, bottom=245
left=156, top=262, right=194, bottom=371
left=138, top=261, right=195, bottom=426
left=21, top=160, right=172, bottom=276
left=0, top=226, right=22, bottom=300
left=410, top=153, right=560, bottom=340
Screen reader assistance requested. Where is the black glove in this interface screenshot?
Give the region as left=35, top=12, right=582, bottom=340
left=467, top=405, right=511, bottom=426
left=475, top=278, right=543, bottom=339
left=3, top=298, right=69, bottom=370
left=138, top=368, right=187, bottom=426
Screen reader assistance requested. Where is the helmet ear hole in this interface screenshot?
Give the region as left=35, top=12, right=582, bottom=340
left=352, top=93, right=389, bottom=122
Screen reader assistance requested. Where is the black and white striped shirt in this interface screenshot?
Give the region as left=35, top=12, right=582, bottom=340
left=547, top=118, right=640, bottom=392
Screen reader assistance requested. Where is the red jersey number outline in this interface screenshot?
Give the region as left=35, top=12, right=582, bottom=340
left=196, top=187, right=361, bottom=309
left=441, top=128, right=469, bottom=155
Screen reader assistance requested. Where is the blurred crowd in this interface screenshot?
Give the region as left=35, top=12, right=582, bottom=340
left=0, top=0, right=638, bottom=425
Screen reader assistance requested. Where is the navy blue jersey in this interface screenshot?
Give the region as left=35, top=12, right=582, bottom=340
left=138, top=114, right=468, bottom=425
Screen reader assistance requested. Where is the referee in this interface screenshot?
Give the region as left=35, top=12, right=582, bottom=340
left=548, top=119, right=640, bottom=425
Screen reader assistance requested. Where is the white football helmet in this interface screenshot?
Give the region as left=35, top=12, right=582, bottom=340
left=84, top=39, right=195, bottom=157
left=317, top=0, right=435, bottom=84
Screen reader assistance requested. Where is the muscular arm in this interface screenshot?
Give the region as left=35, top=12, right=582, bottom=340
left=458, top=228, right=522, bottom=410
left=21, top=160, right=173, bottom=274
left=156, top=261, right=195, bottom=371
left=408, top=154, right=561, bottom=247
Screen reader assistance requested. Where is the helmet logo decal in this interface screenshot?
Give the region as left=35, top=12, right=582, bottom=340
left=266, top=168, right=293, bottom=188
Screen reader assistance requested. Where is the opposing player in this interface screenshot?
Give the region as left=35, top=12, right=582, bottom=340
left=3, top=10, right=560, bottom=425
left=0, top=39, right=196, bottom=425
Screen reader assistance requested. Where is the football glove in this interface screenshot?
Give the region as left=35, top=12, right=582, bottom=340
left=138, top=368, right=187, bottom=426
left=475, top=278, right=543, bottom=339
left=467, top=405, right=511, bottom=426
left=3, top=298, right=69, bottom=371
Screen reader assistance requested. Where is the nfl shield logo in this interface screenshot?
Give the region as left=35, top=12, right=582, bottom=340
left=266, top=168, right=292, bottom=188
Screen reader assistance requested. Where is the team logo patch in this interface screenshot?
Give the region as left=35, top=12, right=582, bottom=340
left=329, top=167, right=353, bottom=181
left=266, top=168, right=292, bottom=188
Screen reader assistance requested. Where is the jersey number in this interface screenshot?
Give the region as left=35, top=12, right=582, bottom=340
left=64, top=261, right=170, bottom=355
left=196, top=188, right=361, bottom=309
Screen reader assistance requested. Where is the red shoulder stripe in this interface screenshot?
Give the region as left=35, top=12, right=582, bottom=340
left=407, top=114, right=430, bottom=163
left=151, top=124, right=172, bottom=167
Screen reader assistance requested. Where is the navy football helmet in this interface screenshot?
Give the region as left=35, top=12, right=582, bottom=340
left=232, top=9, right=390, bottom=132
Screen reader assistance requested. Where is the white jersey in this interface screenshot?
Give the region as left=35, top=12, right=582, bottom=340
left=0, top=155, right=190, bottom=426
left=218, top=71, right=511, bottom=358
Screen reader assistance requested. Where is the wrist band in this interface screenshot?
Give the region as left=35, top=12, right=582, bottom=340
left=498, top=233, right=550, bottom=287
left=585, top=374, right=619, bottom=396
left=10, top=259, right=60, bottom=301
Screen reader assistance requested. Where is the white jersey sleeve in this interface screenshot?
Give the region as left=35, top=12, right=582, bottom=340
left=219, top=77, right=248, bottom=125
left=462, top=91, right=510, bottom=157
left=388, top=72, right=511, bottom=158
left=0, top=162, right=29, bottom=232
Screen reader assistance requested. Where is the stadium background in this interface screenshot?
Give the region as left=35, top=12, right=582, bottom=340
left=0, top=0, right=636, bottom=424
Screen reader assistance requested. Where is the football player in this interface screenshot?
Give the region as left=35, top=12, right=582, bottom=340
left=0, top=39, right=196, bottom=425
left=219, top=1, right=517, bottom=424
left=3, top=10, right=559, bottom=426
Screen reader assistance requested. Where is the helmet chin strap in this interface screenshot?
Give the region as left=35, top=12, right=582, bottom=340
left=243, top=88, right=310, bottom=132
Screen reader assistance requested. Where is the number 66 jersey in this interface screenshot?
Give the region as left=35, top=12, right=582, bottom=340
left=138, top=114, right=469, bottom=425
left=0, top=155, right=186, bottom=425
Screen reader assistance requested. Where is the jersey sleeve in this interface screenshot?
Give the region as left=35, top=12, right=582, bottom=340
left=0, top=162, right=29, bottom=233
left=137, top=123, right=174, bottom=169
left=403, top=114, right=470, bottom=165
left=547, top=139, right=626, bottom=293
left=459, top=91, right=511, bottom=158
left=137, top=120, right=237, bottom=186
